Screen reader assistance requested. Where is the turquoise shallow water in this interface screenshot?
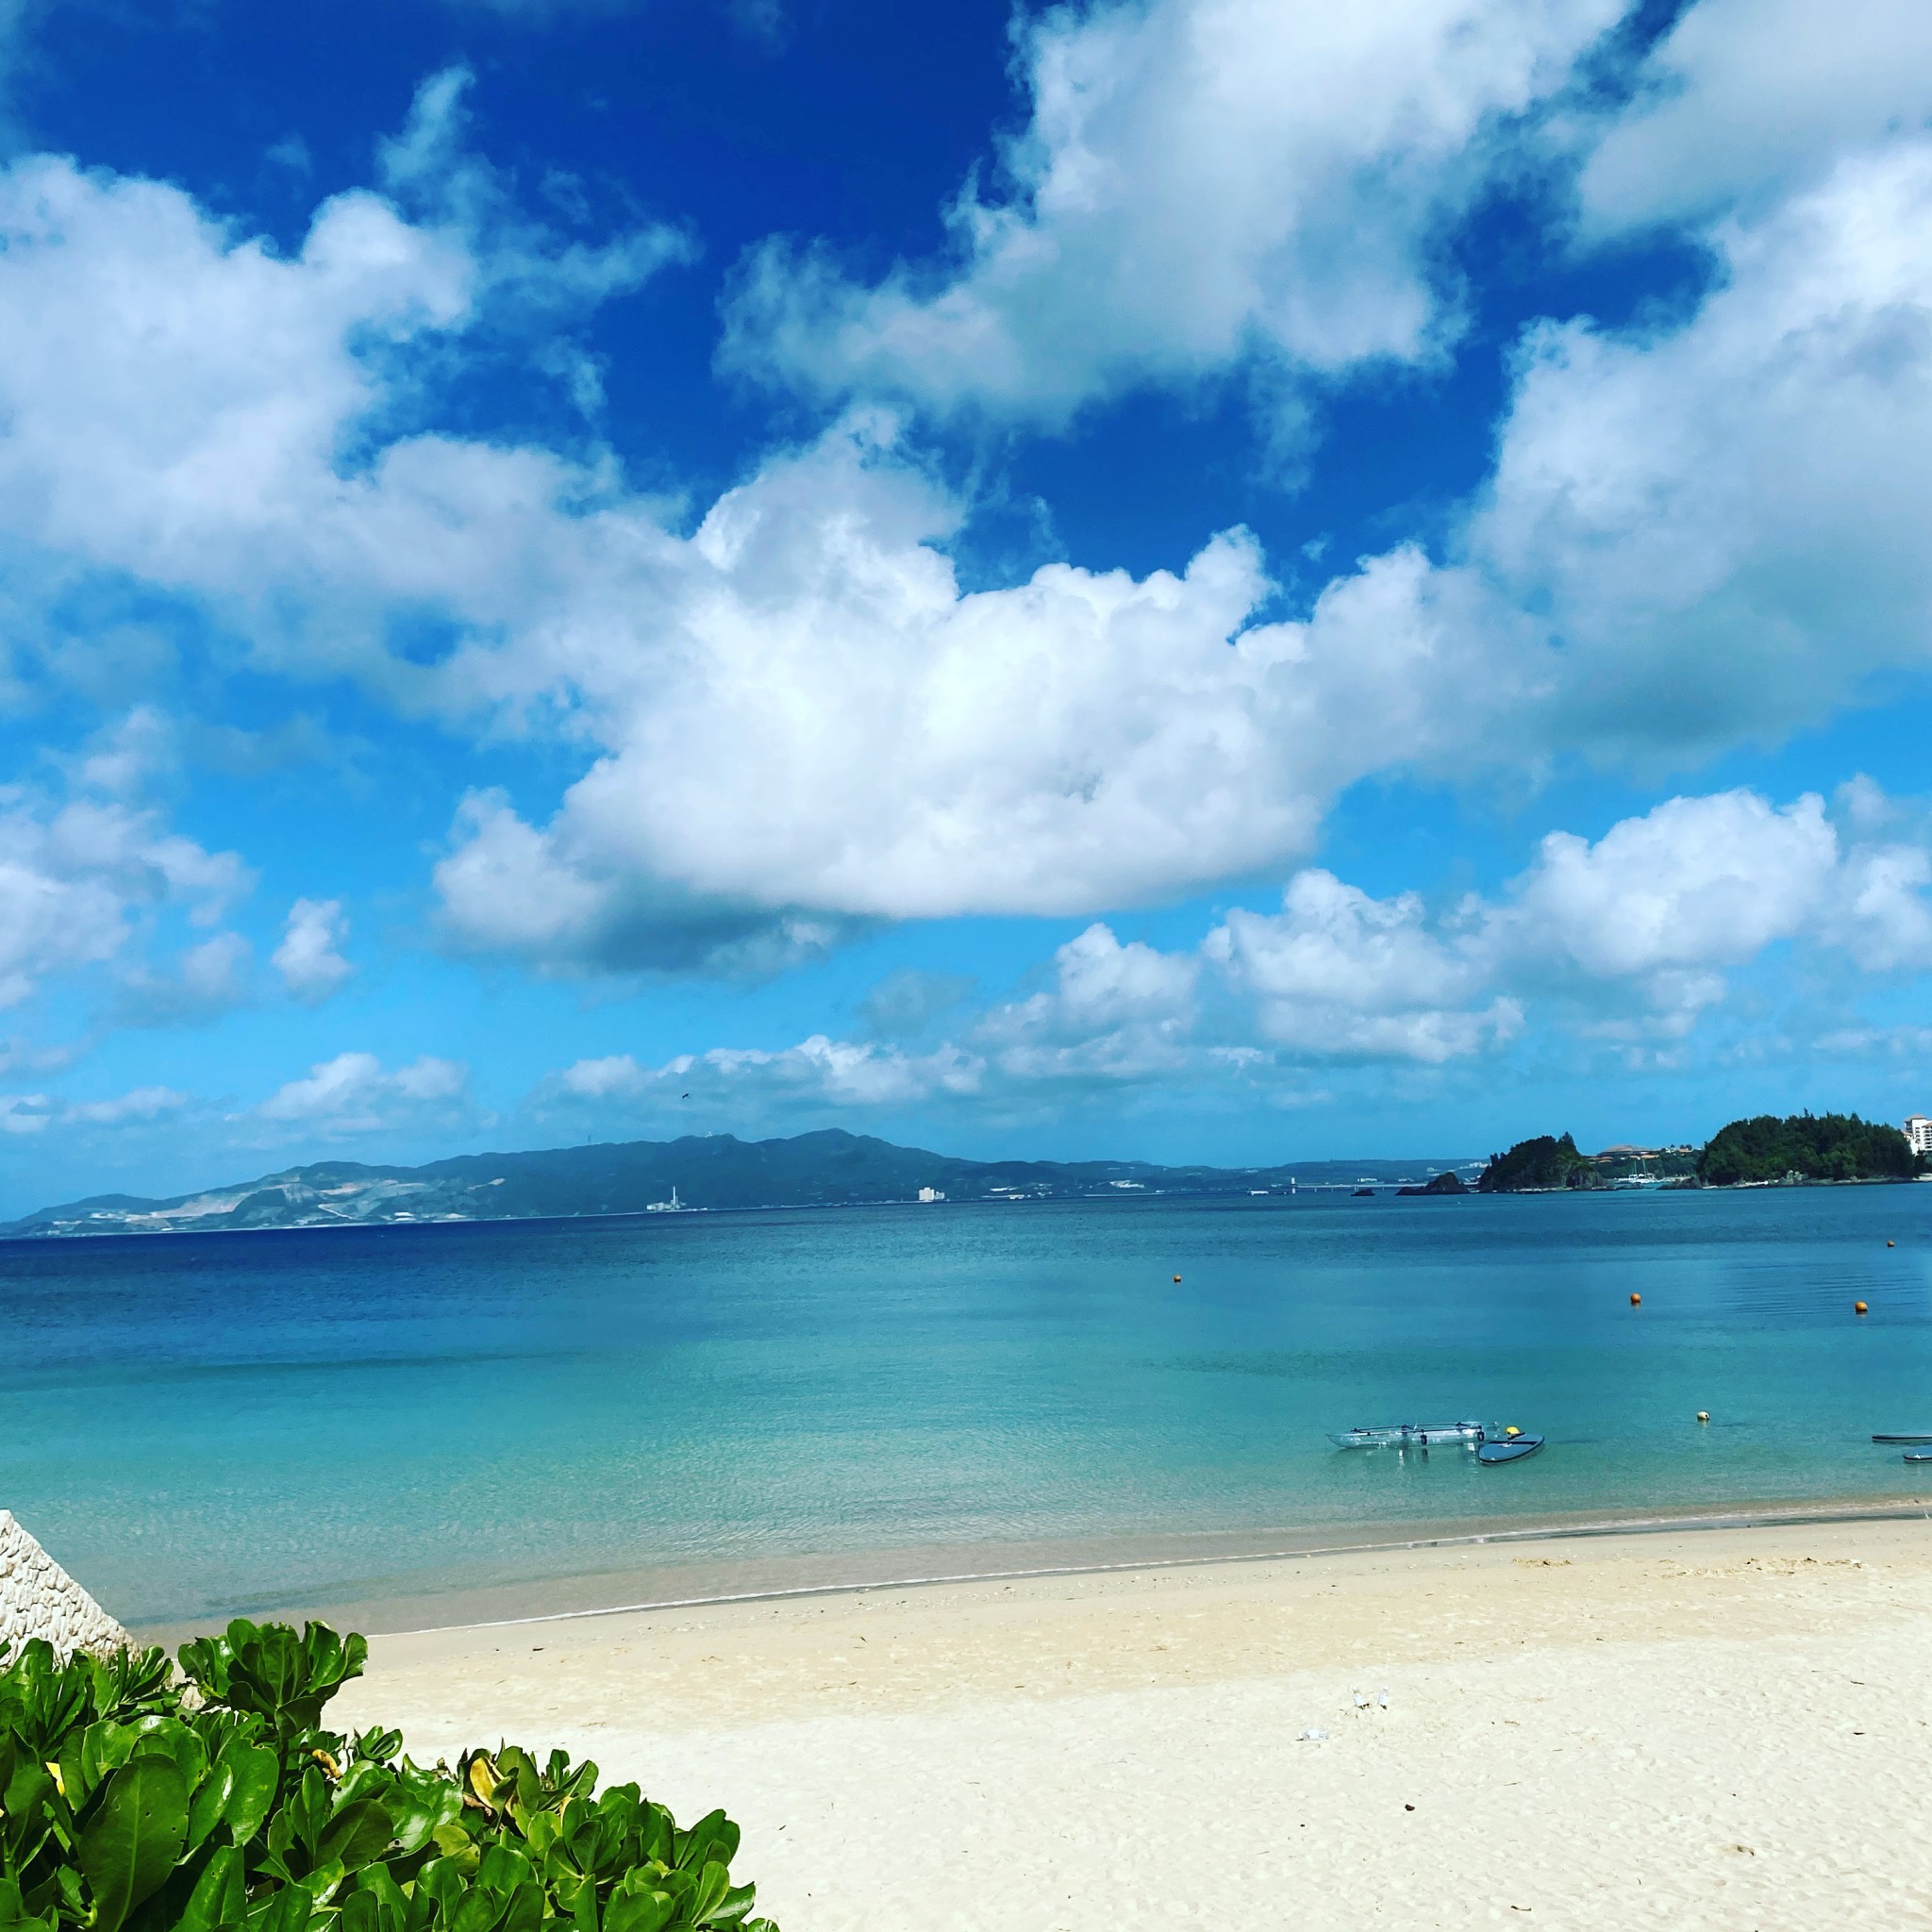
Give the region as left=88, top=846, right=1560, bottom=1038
left=5, top=1185, right=1932, bottom=1629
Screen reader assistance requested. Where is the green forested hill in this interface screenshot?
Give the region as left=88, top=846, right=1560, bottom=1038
left=1476, top=1133, right=1598, bottom=1192
left=1697, top=1113, right=1919, bottom=1185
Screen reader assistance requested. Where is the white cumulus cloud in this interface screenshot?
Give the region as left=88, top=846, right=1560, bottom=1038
left=273, top=898, right=354, bottom=1005
left=0, top=787, right=249, bottom=1009
left=1473, top=140, right=1932, bottom=761
left=533, top=782, right=1932, bottom=1126
left=0, top=130, right=1491, bottom=967
left=978, top=924, right=1200, bottom=1085
left=1, top=62, right=1929, bottom=997
left=723, top=0, right=1624, bottom=425
left=1206, top=870, right=1520, bottom=1064
left=1212, top=787, right=1932, bottom=1049
left=1578, top=0, right=1932, bottom=234
left=428, top=439, right=1513, bottom=968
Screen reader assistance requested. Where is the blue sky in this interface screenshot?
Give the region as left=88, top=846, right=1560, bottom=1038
left=2, top=0, right=1931, bottom=1210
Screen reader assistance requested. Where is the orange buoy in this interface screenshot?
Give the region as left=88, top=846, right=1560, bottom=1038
left=1856, top=1301, right=1869, bottom=1315
left=1629, top=1292, right=1641, bottom=1306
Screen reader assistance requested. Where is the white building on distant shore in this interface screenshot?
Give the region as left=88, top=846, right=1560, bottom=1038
left=918, top=1185, right=946, bottom=1203
left=1907, top=1116, right=1932, bottom=1158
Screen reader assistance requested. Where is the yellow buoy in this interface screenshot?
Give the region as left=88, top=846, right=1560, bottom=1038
left=1697, top=1411, right=1709, bottom=1424
left=1504, top=1425, right=1521, bottom=1438
left=1629, top=1292, right=1641, bottom=1307
left=1856, top=1301, right=1869, bottom=1315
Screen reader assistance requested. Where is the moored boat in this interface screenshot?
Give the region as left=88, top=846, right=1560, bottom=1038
left=1327, top=1421, right=1486, bottom=1449
left=1874, top=1433, right=1932, bottom=1443
left=1476, top=1432, right=1544, bottom=1464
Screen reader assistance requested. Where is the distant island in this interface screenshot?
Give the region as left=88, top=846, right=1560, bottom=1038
left=1477, top=1113, right=1926, bottom=1192
left=0, top=1132, right=1484, bottom=1238
left=11, top=1109, right=1924, bottom=1237
left=1397, top=1170, right=1469, bottom=1196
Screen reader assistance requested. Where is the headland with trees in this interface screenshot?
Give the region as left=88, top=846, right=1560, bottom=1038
left=1478, top=1113, right=1927, bottom=1192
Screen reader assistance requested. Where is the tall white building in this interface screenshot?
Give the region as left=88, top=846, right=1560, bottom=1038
left=1905, top=1116, right=1932, bottom=1158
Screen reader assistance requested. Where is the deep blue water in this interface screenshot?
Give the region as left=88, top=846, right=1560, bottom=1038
left=5, top=1186, right=1932, bottom=1628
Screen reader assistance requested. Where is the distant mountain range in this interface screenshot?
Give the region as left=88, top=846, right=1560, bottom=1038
left=0, top=1131, right=1480, bottom=1238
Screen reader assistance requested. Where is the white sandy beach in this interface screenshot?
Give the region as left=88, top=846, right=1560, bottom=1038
left=336, top=1514, right=1932, bottom=1930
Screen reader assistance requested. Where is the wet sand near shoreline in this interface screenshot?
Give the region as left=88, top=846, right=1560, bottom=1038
left=334, top=1511, right=1932, bottom=1929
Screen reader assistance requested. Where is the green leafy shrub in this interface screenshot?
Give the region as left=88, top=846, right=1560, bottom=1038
left=0, top=1621, right=774, bottom=1932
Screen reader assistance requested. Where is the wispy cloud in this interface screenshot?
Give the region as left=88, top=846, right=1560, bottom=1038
left=249, top=1051, right=476, bottom=1141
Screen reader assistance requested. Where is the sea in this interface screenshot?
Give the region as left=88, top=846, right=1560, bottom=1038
left=5, top=1183, right=1931, bottom=1635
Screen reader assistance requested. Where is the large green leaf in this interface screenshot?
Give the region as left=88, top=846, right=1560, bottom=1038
left=559, top=1873, right=597, bottom=1932
left=220, top=1743, right=280, bottom=1845
left=474, top=1846, right=533, bottom=1894
left=186, top=1757, right=238, bottom=1854
left=128, top=1721, right=210, bottom=1800
left=350, top=1861, right=409, bottom=1932
left=77, top=1756, right=190, bottom=1932
left=446, top=1887, right=508, bottom=1932
left=706, top=1882, right=758, bottom=1928
left=409, top=1857, right=468, bottom=1926
left=246, top=1883, right=315, bottom=1932
left=673, top=1815, right=738, bottom=1875
left=79, top=1721, right=135, bottom=1797
left=286, top=1767, right=331, bottom=1859
left=602, top=1890, right=677, bottom=1932
left=318, top=1798, right=397, bottom=1875
left=175, top=1845, right=247, bottom=1932
left=685, top=1863, right=730, bottom=1927
left=295, top=1856, right=347, bottom=1906
left=496, top=1883, right=542, bottom=1932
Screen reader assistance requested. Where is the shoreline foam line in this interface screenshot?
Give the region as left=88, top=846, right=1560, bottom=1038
left=380, top=1498, right=1932, bottom=1639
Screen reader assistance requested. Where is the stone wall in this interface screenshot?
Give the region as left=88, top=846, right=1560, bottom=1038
left=0, top=1509, right=132, bottom=1662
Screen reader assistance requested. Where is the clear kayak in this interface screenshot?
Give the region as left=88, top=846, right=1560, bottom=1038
left=1874, top=1433, right=1932, bottom=1444
left=1328, top=1422, right=1487, bottom=1449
